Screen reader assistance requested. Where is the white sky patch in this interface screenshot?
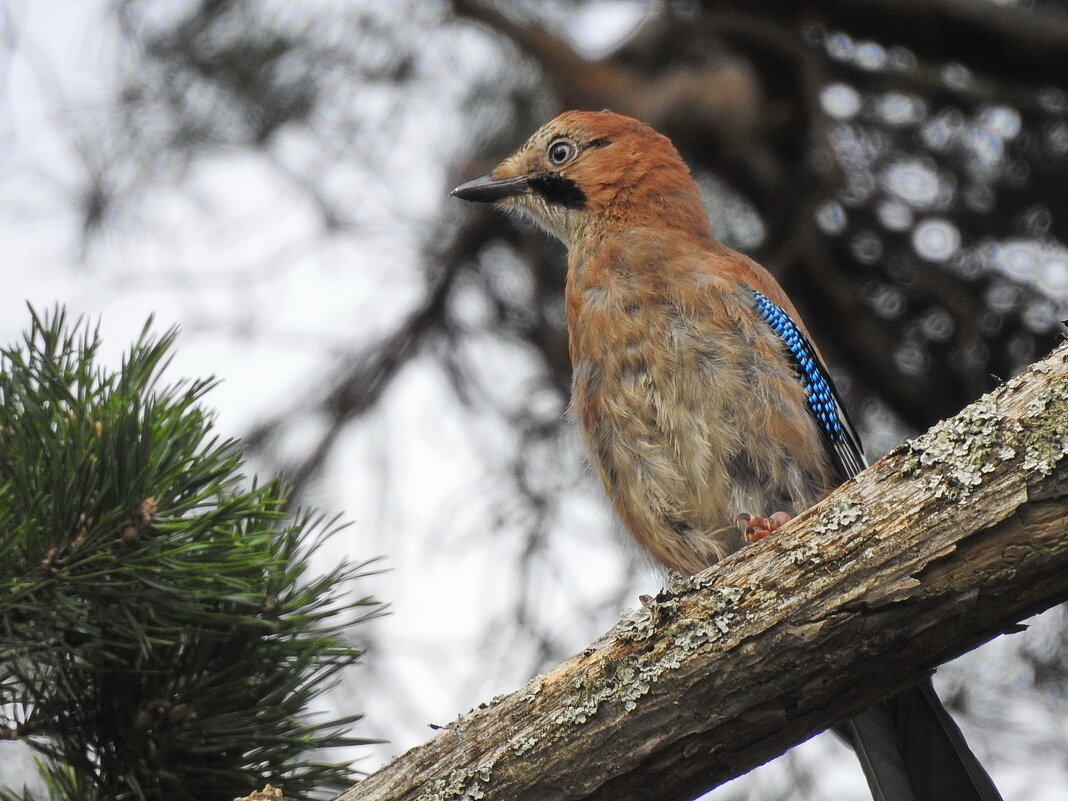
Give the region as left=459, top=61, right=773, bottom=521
left=985, top=239, right=1068, bottom=306
left=881, top=159, right=943, bottom=208
left=820, top=83, right=862, bottom=119
left=912, top=217, right=961, bottom=261
left=563, top=0, right=648, bottom=57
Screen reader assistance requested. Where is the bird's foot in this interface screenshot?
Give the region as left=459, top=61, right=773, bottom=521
left=739, top=511, right=793, bottom=543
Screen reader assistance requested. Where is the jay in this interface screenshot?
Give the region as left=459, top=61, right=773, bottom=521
left=452, top=110, right=1001, bottom=801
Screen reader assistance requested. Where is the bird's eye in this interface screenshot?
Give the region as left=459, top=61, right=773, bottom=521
left=548, top=139, right=576, bottom=165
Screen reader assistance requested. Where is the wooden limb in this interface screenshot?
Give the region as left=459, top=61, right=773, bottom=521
left=338, top=342, right=1068, bottom=801
left=790, top=0, right=1068, bottom=90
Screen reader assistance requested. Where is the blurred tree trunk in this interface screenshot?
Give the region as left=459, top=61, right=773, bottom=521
left=339, top=341, right=1068, bottom=801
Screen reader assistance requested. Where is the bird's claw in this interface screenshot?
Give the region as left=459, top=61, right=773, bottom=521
left=739, top=511, right=793, bottom=543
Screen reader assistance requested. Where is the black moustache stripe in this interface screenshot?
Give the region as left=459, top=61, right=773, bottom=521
left=528, top=173, right=586, bottom=209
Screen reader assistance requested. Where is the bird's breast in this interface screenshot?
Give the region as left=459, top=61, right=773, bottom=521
left=565, top=244, right=836, bottom=572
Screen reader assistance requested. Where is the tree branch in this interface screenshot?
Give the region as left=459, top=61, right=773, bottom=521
left=795, top=0, right=1068, bottom=89
left=242, top=210, right=491, bottom=498
left=338, top=341, right=1068, bottom=801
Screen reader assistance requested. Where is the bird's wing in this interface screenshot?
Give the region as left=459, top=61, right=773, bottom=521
left=748, top=288, right=867, bottom=480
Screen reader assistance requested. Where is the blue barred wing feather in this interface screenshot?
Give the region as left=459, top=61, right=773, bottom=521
left=749, top=289, right=867, bottom=480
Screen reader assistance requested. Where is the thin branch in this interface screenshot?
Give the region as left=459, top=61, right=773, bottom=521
left=243, top=211, right=492, bottom=497
left=790, top=0, right=1068, bottom=89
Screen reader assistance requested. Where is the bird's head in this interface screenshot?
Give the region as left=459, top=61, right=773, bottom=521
left=451, top=110, right=713, bottom=249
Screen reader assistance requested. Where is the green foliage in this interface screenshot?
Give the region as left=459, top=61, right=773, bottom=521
left=0, top=307, right=381, bottom=801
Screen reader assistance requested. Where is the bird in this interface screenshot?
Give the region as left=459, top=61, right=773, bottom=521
left=451, top=110, right=1001, bottom=801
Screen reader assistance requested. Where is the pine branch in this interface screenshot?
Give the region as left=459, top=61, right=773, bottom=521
left=0, top=306, right=382, bottom=801
left=340, top=341, right=1068, bottom=801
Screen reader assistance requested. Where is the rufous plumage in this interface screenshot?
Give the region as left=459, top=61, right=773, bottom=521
left=452, top=109, right=1001, bottom=801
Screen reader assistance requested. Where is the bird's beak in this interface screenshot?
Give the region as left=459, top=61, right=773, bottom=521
left=450, top=173, right=530, bottom=203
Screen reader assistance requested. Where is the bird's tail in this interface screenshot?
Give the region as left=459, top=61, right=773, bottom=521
left=834, top=679, right=1002, bottom=801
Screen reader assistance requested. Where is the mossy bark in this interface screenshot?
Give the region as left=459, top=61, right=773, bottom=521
left=338, top=343, right=1068, bottom=801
